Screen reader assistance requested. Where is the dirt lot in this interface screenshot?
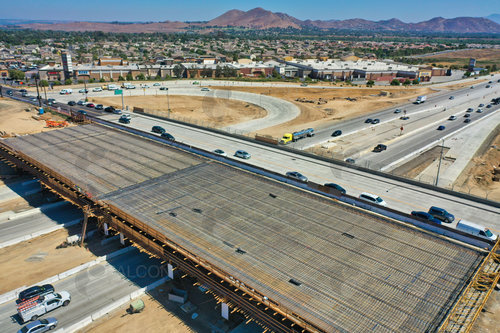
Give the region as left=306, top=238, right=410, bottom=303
left=213, top=86, right=435, bottom=137
left=0, top=227, right=118, bottom=293
left=0, top=98, right=71, bottom=136
left=420, top=49, right=500, bottom=68
left=453, top=131, right=500, bottom=201
left=90, top=95, right=267, bottom=128
left=471, top=289, right=500, bottom=333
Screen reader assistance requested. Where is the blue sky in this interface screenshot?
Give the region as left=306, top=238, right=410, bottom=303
left=1, top=0, right=498, bottom=22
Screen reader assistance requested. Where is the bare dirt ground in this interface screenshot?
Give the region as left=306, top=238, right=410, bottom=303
left=214, top=86, right=435, bottom=137
left=0, top=98, right=71, bottom=136
left=90, top=95, right=267, bottom=127
left=441, top=79, right=486, bottom=91
left=471, top=289, right=500, bottom=333
left=420, top=49, right=500, bottom=67
left=453, top=131, right=500, bottom=201
left=0, top=227, right=119, bottom=293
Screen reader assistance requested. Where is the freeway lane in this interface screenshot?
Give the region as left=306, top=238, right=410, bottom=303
left=100, top=111, right=500, bottom=232
left=0, top=248, right=163, bottom=333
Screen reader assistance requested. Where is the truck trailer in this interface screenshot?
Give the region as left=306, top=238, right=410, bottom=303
left=415, top=95, right=427, bottom=104
left=280, top=128, right=315, bottom=144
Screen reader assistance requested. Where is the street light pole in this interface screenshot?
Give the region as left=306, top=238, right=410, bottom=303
left=435, top=139, right=445, bottom=186
left=34, top=74, right=42, bottom=107
left=166, top=87, right=170, bottom=118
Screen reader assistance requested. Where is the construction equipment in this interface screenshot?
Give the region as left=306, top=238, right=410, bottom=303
left=45, top=120, right=69, bottom=128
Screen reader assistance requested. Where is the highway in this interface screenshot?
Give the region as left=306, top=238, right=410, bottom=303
left=0, top=248, right=164, bottom=333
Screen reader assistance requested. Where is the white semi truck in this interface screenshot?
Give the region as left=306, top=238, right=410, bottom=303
left=17, top=291, right=71, bottom=323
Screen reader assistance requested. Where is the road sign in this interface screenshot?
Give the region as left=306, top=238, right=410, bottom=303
left=114, top=89, right=123, bottom=95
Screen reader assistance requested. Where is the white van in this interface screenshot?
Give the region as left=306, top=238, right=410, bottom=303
left=456, top=220, right=497, bottom=242
left=358, top=192, right=387, bottom=207
left=59, top=89, right=73, bottom=95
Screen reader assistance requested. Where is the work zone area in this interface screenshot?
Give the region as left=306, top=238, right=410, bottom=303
left=0, top=123, right=498, bottom=332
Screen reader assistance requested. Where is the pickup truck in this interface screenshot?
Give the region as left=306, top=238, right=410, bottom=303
left=17, top=291, right=71, bottom=323
left=280, top=128, right=315, bottom=144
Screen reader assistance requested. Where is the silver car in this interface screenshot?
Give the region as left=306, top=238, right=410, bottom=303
left=234, top=150, right=251, bottom=159
left=18, top=317, right=58, bottom=333
left=286, top=171, right=308, bottom=182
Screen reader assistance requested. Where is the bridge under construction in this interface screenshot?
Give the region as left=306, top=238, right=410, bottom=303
left=1, top=123, right=498, bottom=333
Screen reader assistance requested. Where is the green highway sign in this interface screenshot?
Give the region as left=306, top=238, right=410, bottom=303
left=114, top=89, right=123, bottom=95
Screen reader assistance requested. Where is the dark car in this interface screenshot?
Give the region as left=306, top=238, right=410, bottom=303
left=152, top=126, right=166, bottom=134
left=365, top=118, right=372, bottom=124
left=159, top=87, right=168, bottom=91
left=331, top=130, right=342, bottom=137
left=428, top=206, right=454, bottom=223
left=76, top=100, right=85, bottom=106
left=486, top=104, right=492, bottom=108
left=161, top=132, right=175, bottom=141
left=86, top=103, right=95, bottom=108
left=466, top=108, right=474, bottom=112
left=324, top=183, right=346, bottom=194
left=7, top=90, right=13, bottom=96
left=479, top=104, right=484, bottom=107
left=411, top=211, right=441, bottom=224
left=77, top=110, right=87, bottom=115
left=400, top=116, right=409, bottom=120
left=18, top=284, right=54, bottom=302
left=286, top=171, right=308, bottom=182
left=437, top=125, right=446, bottom=130
left=373, top=144, right=387, bottom=152
left=118, top=116, right=130, bottom=124
left=371, top=118, right=380, bottom=124
left=67, top=101, right=76, bottom=106
left=19, top=89, right=27, bottom=94
left=464, top=113, right=471, bottom=118
left=94, top=104, right=104, bottom=110
left=394, top=109, right=401, bottom=114
left=345, top=158, right=355, bottom=164
left=464, top=118, right=471, bottom=123
left=104, top=106, right=115, bottom=112
left=18, top=317, right=58, bottom=333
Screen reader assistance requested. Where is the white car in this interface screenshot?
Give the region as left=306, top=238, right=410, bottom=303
left=359, top=192, right=387, bottom=207
left=213, top=149, right=227, bottom=157
left=92, top=87, right=103, bottom=92
left=153, top=83, right=161, bottom=86
left=201, top=87, right=210, bottom=92
left=140, top=84, right=150, bottom=88
left=112, top=109, right=123, bottom=114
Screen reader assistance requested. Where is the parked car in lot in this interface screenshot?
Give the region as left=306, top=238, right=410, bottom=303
left=437, top=125, right=446, bottom=130
left=428, top=206, right=454, bottom=223
left=234, top=150, right=251, bottom=159
left=18, top=285, right=55, bottom=302
left=331, top=130, right=342, bottom=137
left=411, top=211, right=441, bottom=224
left=373, top=144, right=387, bottom=152
left=17, top=317, right=58, bottom=333
left=324, top=183, right=346, bottom=194
left=161, top=132, right=175, bottom=141
left=67, top=101, right=76, bottom=106
left=212, top=149, right=227, bottom=157
left=359, top=192, right=387, bottom=207
left=371, top=118, right=380, bottom=124
left=94, top=104, right=104, bottom=110
left=151, top=126, right=165, bottom=134
left=286, top=171, right=308, bottom=182
left=448, top=115, right=457, bottom=120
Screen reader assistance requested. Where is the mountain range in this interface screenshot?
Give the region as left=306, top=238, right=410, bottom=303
left=5, top=8, right=500, bottom=34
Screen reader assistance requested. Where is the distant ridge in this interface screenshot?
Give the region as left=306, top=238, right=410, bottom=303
left=7, top=8, right=500, bottom=34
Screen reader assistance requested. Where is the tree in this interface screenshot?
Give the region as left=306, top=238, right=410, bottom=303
left=126, top=73, right=133, bottom=81
left=271, top=69, right=280, bottom=79
left=173, top=64, right=184, bottom=78
left=89, top=78, right=95, bottom=83
left=390, top=79, right=400, bottom=86
left=366, top=80, right=375, bottom=87
left=492, top=64, right=498, bottom=72
left=39, top=80, right=49, bottom=87
left=118, top=76, right=124, bottom=81
left=215, top=65, right=222, bottom=78
left=64, top=79, right=72, bottom=85
left=412, top=79, right=420, bottom=85
left=201, top=67, right=213, bottom=78
left=99, top=78, right=105, bottom=83
left=136, top=73, right=145, bottom=80
left=403, top=79, right=411, bottom=86
left=8, top=69, right=25, bottom=80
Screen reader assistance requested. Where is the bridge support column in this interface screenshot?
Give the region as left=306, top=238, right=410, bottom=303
left=119, top=233, right=125, bottom=245
left=167, top=263, right=174, bottom=279
left=103, top=222, right=109, bottom=236
left=221, top=302, right=229, bottom=320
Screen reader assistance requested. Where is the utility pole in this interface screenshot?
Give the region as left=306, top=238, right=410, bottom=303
left=84, top=78, right=88, bottom=102
left=435, top=139, right=445, bottom=186
left=34, top=75, right=42, bottom=107
left=166, top=87, right=170, bottom=118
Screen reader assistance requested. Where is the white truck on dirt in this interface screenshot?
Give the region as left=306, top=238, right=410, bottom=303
left=415, top=95, right=427, bottom=104
left=17, top=291, right=71, bottom=323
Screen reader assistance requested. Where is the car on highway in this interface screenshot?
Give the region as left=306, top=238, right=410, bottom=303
left=76, top=100, right=85, bottom=106
left=331, top=130, right=342, bottom=137
left=234, top=150, right=251, bottom=159
left=104, top=106, right=115, bottom=112
left=486, top=85, right=491, bottom=88
left=464, top=113, right=471, bottom=118
left=118, top=115, right=130, bottom=124
left=159, top=87, right=168, bottom=91
left=371, top=118, right=380, bottom=124
left=364, top=118, right=372, bottom=124
left=17, top=317, right=58, bottom=333
left=464, top=118, right=471, bottom=123
left=112, top=109, right=122, bottom=114
left=78, top=110, right=87, bottom=115
left=498, top=79, right=500, bottom=83
left=400, top=116, right=409, bottom=120
left=95, top=104, right=104, bottom=110
left=428, top=206, right=454, bottom=223
left=78, top=88, right=88, bottom=93
left=449, top=96, right=454, bottom=100
left=7, top=90, right=13, bottom=96
left=486, top=104, right=492, bottom=108
left=448, top=115, right=457, bottom=120
left=19, top=89, right=27, bottom=94
left=18, top=285, right=55, bottom=302
left=477, top=109, right=483, bottom=113
left=286, top=171, right=308, bottom=182
left=359, top=192, right=387, bottom=207
left=22, top=91, right=29, bottom=97
left=152, top=125, right=166, bottom=134
left=437, top=125, right=446, bottom=130
left=67, top=101, right=76, bottom=106
left=201, top=87, right=210, bottom=91
left=161, top=132, right=175, bottom=141
left=466, top=108, right=474, bottom=112
left=324, top=183, right=346, bottom=194
left=86, top=103, right=95, bottom=108
left=92, top=87, right=103, bottom=92
left=153, top=83, right=161, bottom=86
left=479, top=104, right=484, bottom=107
left=345, top=158, right=355, bottom=164
left=411, top=211, right=441, bottom=224
left=121, top=114, right=132, bottom=120
left=300, top=83, right=308, bottom=87
left=470, top=86, right=474, bottom=89
left=393, top=109, right=401, bottom=113
left=489, top=81, right=493, bottom=83
left=212, top=149, right=227, bottom=157
left=373, top=144, right=387, bottom=152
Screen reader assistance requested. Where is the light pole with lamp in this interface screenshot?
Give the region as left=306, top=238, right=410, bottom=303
left=435, top=139, right=445, bottom=186
left=166, top=87, right=171, bottom=118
